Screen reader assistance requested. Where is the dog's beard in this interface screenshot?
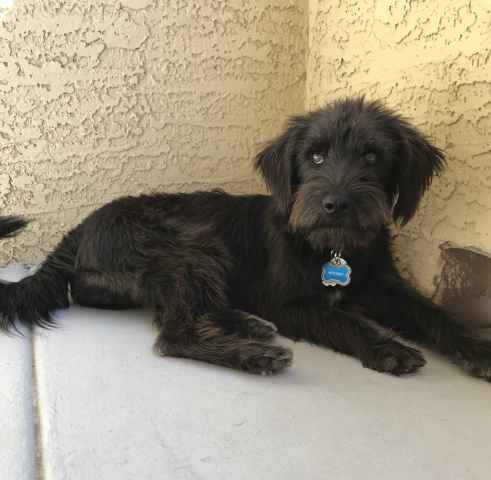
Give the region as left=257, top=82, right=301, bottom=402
left=289, top=183, right=391, bottom=252
left=302, top=226, right=379, bottom=252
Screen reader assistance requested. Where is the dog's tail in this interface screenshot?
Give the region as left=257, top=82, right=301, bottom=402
left=0, top=215, right=28, bottom=239
left=0, top=216, right=80, bottom=332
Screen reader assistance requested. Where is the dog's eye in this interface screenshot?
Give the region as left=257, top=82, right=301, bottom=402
left=312, top=153, right=325, bottom=165
left=365, top=153, right=377, bottom=165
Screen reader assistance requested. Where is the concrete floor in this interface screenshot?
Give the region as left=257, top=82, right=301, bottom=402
left=1, top=264, right=491, bottom=480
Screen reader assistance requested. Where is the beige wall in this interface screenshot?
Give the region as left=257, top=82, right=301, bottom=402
left=0, top=0, right=307, bottom=263
left=308, top=0, right=491, bottom=293
left=2, top=0, right=490, bottom=296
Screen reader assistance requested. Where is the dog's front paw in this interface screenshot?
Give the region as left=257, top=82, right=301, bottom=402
left=240, top=344, right=293, bottom=375
left=362, top=340, right=426, bottom=376
left=454, top=337, right=491, bottom=382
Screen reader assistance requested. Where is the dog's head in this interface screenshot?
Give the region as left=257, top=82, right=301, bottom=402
left=255, top=97, right=444, bottom=251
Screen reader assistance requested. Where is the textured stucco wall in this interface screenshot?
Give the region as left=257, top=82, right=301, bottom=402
left=307, top=0, right=491, bottom=293
left=0, top=0, right=306, bottom=263
left=2, top=0, right=490, bottom=295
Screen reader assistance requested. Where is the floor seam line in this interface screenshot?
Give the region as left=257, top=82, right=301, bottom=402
left=31, top=332, right=46, bottom=480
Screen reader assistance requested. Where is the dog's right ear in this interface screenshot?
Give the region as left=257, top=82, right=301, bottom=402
left=254, top=116, right=307, bottom=215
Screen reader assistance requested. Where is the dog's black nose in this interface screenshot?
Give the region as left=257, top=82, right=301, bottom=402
left=322, top=195, right=351, bottom=214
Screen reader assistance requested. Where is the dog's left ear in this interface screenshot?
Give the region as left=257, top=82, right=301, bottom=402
left=255, top=116, right=307, bottom=215
left=392, top=120, right=445, bottom=225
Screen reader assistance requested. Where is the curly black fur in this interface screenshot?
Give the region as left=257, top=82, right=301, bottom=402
left=1, top=97, right=490, bottom=378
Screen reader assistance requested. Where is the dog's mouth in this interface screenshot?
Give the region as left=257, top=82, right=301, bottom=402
left=305, top=217, right=378, bottom=234
left=298, top=224, right=380, bottom=252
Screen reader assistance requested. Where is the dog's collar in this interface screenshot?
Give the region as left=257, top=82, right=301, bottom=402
left=321, top=251, right=352, bottom=287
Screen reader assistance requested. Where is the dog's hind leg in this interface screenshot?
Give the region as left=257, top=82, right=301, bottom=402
left=71, top=271, right=140, bottom=310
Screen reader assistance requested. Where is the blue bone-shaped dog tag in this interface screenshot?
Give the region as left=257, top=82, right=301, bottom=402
left=322, top=256, right=352, bottom=287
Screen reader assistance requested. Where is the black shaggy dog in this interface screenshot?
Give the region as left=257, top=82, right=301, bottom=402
left=1, top=97, right=491, bottom=380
